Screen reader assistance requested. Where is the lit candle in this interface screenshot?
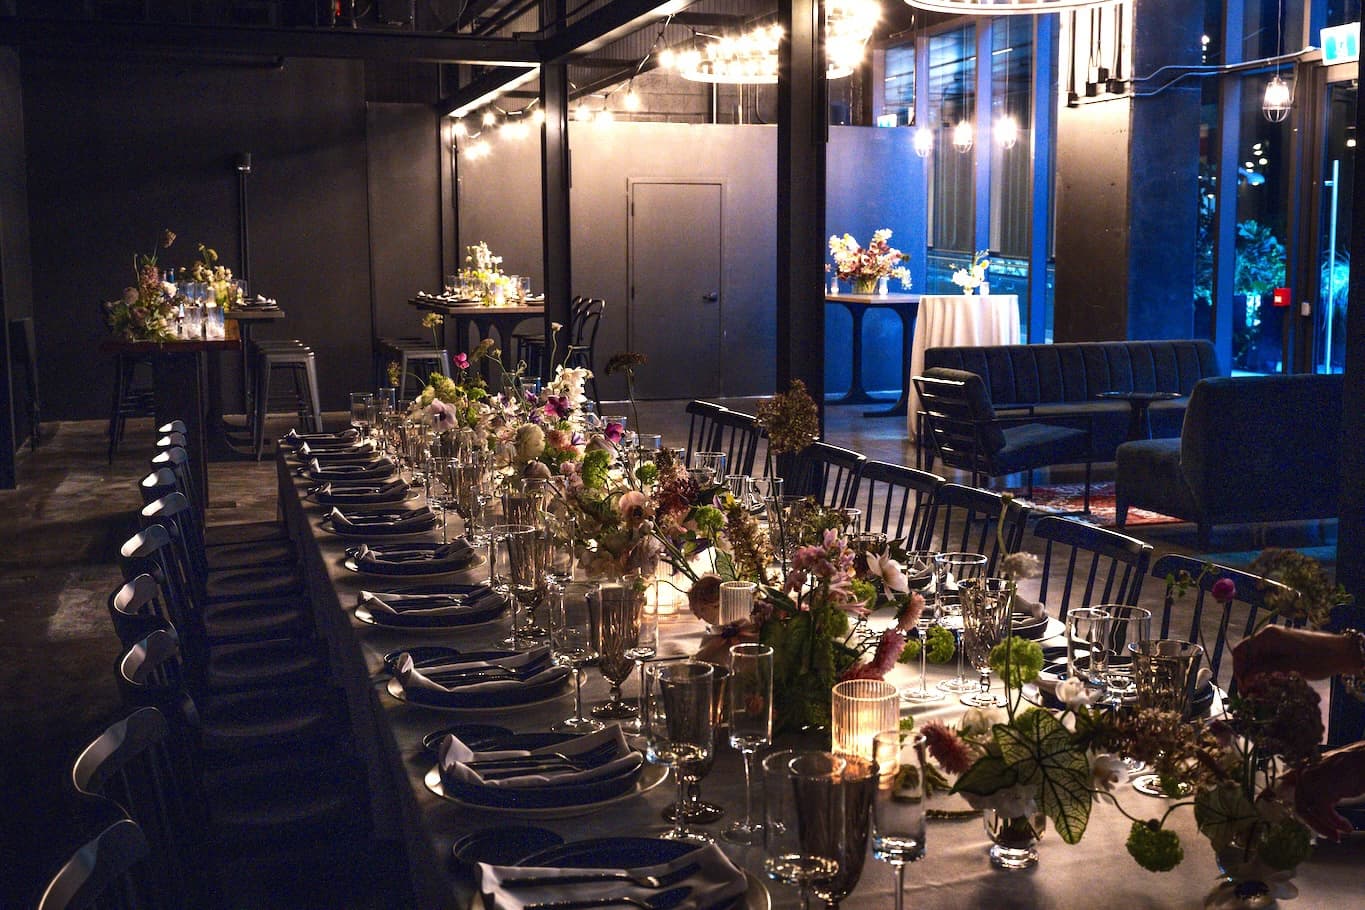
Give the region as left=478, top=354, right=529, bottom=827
left=831, top=679, right=900, bottom=761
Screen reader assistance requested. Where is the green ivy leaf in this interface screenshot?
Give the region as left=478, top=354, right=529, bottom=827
left=952, top=753, right=1018, bottom=796
left=1194, top=782, right=1259, bottom=851
left=994, top=709, right=1093, bottom=844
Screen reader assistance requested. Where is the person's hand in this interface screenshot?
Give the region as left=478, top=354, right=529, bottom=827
left=1232, top=626, right=1361, bottom=688
left=1286, top=743, right=1365, bottom=840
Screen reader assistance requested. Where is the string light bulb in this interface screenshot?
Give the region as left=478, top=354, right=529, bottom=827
left=481, top=110, right=497, bottom=127
left=452, top=120, right=467, bottom=137
left=913, top=126, right=934, bottom=158
left=531, top=108, right=546, bottom=127
left=624, top=89, right=641, bottom=111
left=595, top=108, right=615, bottom=125
left=953, top=120, right=975, bottom=153
left=574, top=102, right=592, bottom=122
left=994, top=114, right=1019, bottom=150
left=1262, top=75, right=1292, bottom=122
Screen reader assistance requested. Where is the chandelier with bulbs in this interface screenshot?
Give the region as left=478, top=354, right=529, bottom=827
left=670, top=0, right=882, bottom=85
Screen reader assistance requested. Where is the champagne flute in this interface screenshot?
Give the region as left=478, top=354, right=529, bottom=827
left=488, top=523, right=537, bottom=650
left=622, top=595, right=659, bottom=735
left=722, top=643, right=773, bottom=845
left=643, top=661, right=714, bottom=843
left=548, top=582, right=603, bottom=734
left=349, top=392, right=374, bottom=439
left=424, top=455, right=458, bottom=544
left=959, top=577, right=1010, bottom=708
left=872, top=732, right=928, bottom=910
left=592, top=578, right=645, bottom=721
left=764, top=751, right=844, bottom=910
left=454, top=451, right=493, bottom=544
left=934, top=552, right=988, bottom=694
left=898, top=550, right=943, bottom=703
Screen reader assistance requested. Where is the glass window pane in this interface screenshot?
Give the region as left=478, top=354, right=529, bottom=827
left=1327, top=0, right=1360, bottom=28
left=927, top=23, right=976, bottom=287
left=884, top=43, right=916, bottom=127
left=989, top=16, right=1033, bottom=261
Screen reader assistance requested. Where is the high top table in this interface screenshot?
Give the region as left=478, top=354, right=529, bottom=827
left=409, top=296, right=545, bottom=365
left=275, top=455, right=1361, bottom=909
left=907, top=294, right=1020, bottom=440
left=825, top=292, right=920, bottom=417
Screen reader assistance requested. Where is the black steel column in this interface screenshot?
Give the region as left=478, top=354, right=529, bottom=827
left=776, top=0, right=827, bottom=423
left=540, top=62, right=572, bottom=378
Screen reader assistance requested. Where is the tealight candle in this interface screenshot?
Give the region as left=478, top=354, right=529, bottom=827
left=831, top=679, right=900, bottom=762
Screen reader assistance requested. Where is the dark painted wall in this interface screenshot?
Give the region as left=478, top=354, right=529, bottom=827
left=21, top=52, right=401, bottom=419
left=1, top=47, right=34, bottom=477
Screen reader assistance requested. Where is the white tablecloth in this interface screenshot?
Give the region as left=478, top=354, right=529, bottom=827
left=907, top=294, right=1021, bottom=439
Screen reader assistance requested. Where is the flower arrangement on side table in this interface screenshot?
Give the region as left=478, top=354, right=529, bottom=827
left=829, top=229, right=912, bottom=294
left=951, top=250, right=991, bottom=295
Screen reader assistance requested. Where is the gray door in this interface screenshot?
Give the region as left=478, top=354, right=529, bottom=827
left=628, top=181, right=723, bottom=399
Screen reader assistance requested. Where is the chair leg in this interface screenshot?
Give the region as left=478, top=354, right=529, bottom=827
left=1082, top=462, right=1091, bottom=514
left=254, top=360, right=271, bottom=461
left=306, top=355, right=323, bottom=432
left=107, top=357, right=124, bottom=463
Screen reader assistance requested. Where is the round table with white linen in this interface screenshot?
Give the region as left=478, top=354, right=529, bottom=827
left=907, top=294, right=1021, bottom=440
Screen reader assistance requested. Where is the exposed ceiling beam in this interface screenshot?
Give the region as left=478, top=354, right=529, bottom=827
left=670, top=12, right=749, bottom=27
left=440, top=65, right=541, bottom=116
left=454, top=0, right=508, bottom=30
left=536, top=0, right=696, bottom=63
left=0, top=18, right=538, bottom=65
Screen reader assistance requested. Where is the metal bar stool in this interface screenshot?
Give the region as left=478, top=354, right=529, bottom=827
left=251, top=341, right=322, bottom=459
left=108, top=352, right=157, bottom=462
left=377, top=338, right=452, bottom=400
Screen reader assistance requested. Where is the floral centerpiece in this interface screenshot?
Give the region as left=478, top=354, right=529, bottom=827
left=829, top=229, right=912, bottom=294
left=951, top=250, right=991, bottom=294
left=460, top=241, right=513, bottom=304
left=187, top=242, right=240, bottom=311
left=104, top=230, right=182, bottom=341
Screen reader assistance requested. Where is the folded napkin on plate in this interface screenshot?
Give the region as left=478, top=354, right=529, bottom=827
left=309, top=456, right=396, bottom=480
left=330, top=506, right=435, bottom=535
left=1018, top=598, right=1047, bottom=620
left=299, top=439, right=375, bottom=460
left=395, top=646, right=567, bottom=697
left=313, top=479, right=409, bottom=504
left=284, top=427, right=358, bottom=446
left=479, top=844, right=747, bottom=910
left=439, top=725, right=640, bottom=789
left=353, top=540, right=475, bottom=575
left=360, top=586, right=504, bottom=617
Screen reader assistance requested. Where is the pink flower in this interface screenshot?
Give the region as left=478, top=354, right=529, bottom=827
left=896, top=591, right=926, bottom=632
left=840, top=628, right=907, bottom=682
left=544, top=395, right=571, bottom=420
left=426, top=399, right=458, bottom=430
left=546, top=429, right=573, bottom=450
left=1211, top=577, right=1237, bottom=603
left=921, top=720, right=974, bottom=776
left=617, top=490, right=655, bottom=526
left=604, top=421, right=624, bottom=444
left=453, top=352, right=470, bottom=370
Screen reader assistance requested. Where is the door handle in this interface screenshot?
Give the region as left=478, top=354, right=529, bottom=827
left=702, top=292, right=719, bottom=302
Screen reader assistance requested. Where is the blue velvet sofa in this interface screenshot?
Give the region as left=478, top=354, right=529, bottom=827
left=1115, top=374, right=1344, bottom=547
left=922, top=340, right=1222, bottom=461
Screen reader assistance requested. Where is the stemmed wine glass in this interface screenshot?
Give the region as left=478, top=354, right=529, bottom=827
left=454, top=451, right=493, bottom=544
left=897, top=550, right=943, bottom=703
left=424, top=455, right=458, bottom=544
left=763, top=750, right=844, bottom=910
left=959, top=577, right=1011, bottom=708
left=592, top=578, right=645, bottom=721
left=723, top=643, right=773, bottom=845
left=663, top=664, right=728, bottom=829
left=547, top=581, right=603, bottom=734
left=810, top=756, right=877, bottom=910
left=934, top=552, right=989, bottom=694
left=643, top=661, right=714, bottom=843
left=871, top=732, right=928, bottom=910
left=622, top=595, right=659, bottom=735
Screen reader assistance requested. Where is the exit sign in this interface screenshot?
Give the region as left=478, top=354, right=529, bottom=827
left=1322, top=22, right=1360, bottom=65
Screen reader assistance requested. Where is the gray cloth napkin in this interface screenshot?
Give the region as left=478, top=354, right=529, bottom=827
left=395, top=646, right=568, bottom=696
left=285, top=427, right=358, bottom=446
left=360, top=587, right=503, bottom=617
left=438, top=726, right=640, bottom=789
left=309, top=456, right=396, bottom=480
left=329, top=506, right=435, bottom=534
left=353, top=539, right=476, bottom=575
left=478, top=844, right=747, bottom=910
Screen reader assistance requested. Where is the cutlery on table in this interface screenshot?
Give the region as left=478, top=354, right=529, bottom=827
left=523, top=886, right=693, bottom=910
left=500, top=862, right=700, bottom=891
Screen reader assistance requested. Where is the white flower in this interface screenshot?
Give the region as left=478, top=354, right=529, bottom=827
left=864, top=551, right=909, bottom=594
left=514, top=424, right=545, bottom=463
left=962, top=783, right=1037, bottom=819
left=1090, top=753, right=1128, bottom=792
left=958, top=706, right=1007, bottom=737
left=1056, top=677, right=1102, bottom=711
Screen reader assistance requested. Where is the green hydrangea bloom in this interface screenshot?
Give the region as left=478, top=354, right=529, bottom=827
left=581, top=449, right=611, bottom=489
left=898, top=625, right=955, bottom=664
left=1258, top=818, right=1313, bottom=870
left=988, top=637, right=1044, bottom=687
left=1126, top=820, right=1184, bottom=872
left=635, top=463, right=659, bottom=486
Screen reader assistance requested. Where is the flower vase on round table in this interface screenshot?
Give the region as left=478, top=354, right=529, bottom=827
left=984, top=810, right=1045, bottom=870
left=853, top=277, right=878, bottom=295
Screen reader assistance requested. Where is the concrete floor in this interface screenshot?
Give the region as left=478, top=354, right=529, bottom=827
left=0, top=400, right=1337, bottom=905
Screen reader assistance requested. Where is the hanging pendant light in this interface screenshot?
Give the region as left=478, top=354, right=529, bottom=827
left=953, top=120, right=974, bottom=153
left=994, top=114, right=1019, bottom=149
left=913, top=125, right=934, bottom=157
left=1262, top=75, right=1292, bottom=122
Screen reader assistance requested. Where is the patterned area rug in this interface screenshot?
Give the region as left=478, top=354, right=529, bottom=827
left=1008, top=481, right=1183, bottom=528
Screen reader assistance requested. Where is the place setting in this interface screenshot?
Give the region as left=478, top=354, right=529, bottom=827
left=302, top=453, right=400, bottom=483
left=384, top=644, right=572, bottom=712
left=322, top=504, right=439, bottom=538
left=342, top=537, right=485, bottom=577
left=307, top=477, right=416, bottom=506
left=355, top=582, right=508, bottom=630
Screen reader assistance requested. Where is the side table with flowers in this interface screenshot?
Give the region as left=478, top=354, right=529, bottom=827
left=829, top=229, right=912, bottom=295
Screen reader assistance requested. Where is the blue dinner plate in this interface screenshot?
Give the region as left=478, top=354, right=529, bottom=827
left=451, top=825, right=564, bottom=876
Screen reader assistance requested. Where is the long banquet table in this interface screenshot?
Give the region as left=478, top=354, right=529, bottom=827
left=276, top=453, right=1362, bottom=909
